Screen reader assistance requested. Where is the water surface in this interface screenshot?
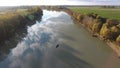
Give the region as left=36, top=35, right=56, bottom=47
left=0, top=10, right=120, bottom=68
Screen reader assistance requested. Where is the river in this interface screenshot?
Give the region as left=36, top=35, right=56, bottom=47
left=0, top=10, right=120, bottom=68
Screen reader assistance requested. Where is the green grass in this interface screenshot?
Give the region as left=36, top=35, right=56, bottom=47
left=69, top=7, right=120, bottom=21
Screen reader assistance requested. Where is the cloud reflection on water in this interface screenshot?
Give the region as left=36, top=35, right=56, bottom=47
left=0, top=10, right=73, bottom=68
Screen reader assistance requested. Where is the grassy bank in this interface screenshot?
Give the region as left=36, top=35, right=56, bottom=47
left=69, top=7, right=120, bottom=21
left=0, top=6, right=43, bottom=42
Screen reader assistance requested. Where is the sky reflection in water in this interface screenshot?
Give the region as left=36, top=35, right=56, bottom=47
left=0, top=10, right=73, bottom=68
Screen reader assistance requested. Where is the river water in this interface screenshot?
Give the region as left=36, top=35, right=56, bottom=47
left=0, top=10, right=120, bottom=68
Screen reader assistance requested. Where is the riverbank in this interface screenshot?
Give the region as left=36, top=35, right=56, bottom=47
left=67, top=7, right=120, bottom=58
left=0, top=6, right=43, bottom=42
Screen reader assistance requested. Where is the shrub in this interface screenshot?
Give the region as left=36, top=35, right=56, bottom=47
left=96, top=15, right=102, bottom=19
left=100, top=23, right=111, bottom=40
left=111, top=26, right=120, bottom=33
left=76, top=14, right=80, bottom=20
left=100, top=23, right=120, bottom=40
left=76, top=14, right=84, bottom=22
left=92, top=19, right=103, bottom=33
left=116, top=23, right=120, bottom=28
left=72, top=12, right=75, bottom=18
left=106, top=19, right=119, bottom=27
left=116, top=35, right=120, bottom=45
left=34, top=6, right=41, bottom=12
left=110, top=26, right=120, bottom=40
left=92, top=13, right=98, bottom=18
left=28, top=14, right=35, bottom=21
left=87, top=13, right=98, bottom=19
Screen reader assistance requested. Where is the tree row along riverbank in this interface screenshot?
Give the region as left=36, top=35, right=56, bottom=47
left=0, top=6, right=43, bottom=43
left=66, top=7, right=120, bottom=58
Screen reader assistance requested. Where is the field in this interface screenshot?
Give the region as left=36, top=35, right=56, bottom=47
left=69, top=7, right=120, bottom=21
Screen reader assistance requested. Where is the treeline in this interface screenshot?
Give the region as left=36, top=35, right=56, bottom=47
left=101, top=6, right=120, bottom=9
left=41, top=6, right=66, bottom=11
left=0, top=6, right=43, bottom=42
left=70, top=11, right=120, bottom=46
left=102, top=6, right=116, bottom=8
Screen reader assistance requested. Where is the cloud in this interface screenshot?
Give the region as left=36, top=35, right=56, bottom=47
left=0, top=0, right=120, bottom=6
left=71, top=0, right=120, bottom=5
left=69, top=0, right=119, bottom=2
left=0, top=10, right=73, bottom=68
left=68, top=0, right=92, bottom=2
left=0, top=0, right=119, bottom=6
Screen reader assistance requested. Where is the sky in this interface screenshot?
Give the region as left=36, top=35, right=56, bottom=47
left=0, top=0, right=119, bottom=6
